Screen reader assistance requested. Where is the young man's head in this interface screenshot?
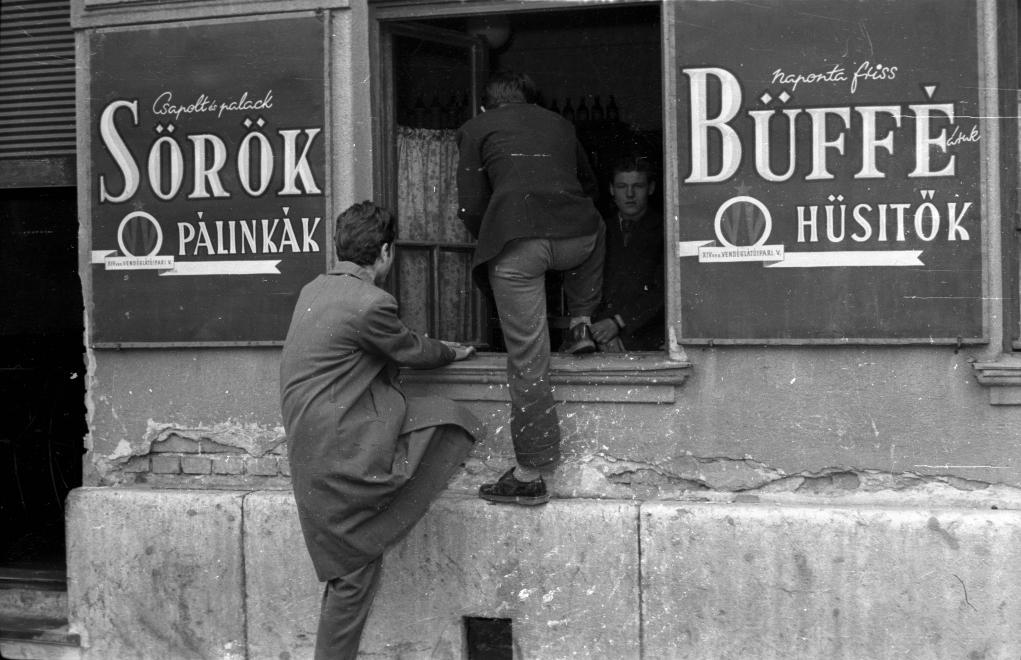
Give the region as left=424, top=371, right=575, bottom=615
left=334, top=201, right=397, bottom=284
left=483, top=70, right=538, bottom=108
left=609, top=156, right=657, bottom=222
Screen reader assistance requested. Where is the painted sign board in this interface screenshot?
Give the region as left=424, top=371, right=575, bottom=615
left=89, top=17, right=326, bottom=344
left=675, top=0, right=983, bottom=342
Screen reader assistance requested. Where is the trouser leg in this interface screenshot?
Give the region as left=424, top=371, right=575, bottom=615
left=558, top=222, right=605, bottom=318
left=347, top=425, right=474, bottom=556
left=314, top=555, right=383, bottom=660
left=488, top=239, right=560, bottom=470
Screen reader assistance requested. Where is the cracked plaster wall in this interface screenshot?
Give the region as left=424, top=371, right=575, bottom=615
left=86, top=344, right=1021, bottom=497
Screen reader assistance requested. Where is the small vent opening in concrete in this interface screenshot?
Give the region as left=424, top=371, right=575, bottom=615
left=464, top=616, right=512, bottom=659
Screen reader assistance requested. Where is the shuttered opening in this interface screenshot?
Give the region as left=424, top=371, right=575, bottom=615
left=0, top=0, right=75, bottom=160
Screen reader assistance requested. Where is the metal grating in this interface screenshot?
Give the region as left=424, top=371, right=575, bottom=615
left=0, top=0, right=75, bottom=159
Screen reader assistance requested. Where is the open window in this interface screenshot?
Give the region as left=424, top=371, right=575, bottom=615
left=374, top=3, right=665, bottom=353
left=376, top=21, right=491, bottom=346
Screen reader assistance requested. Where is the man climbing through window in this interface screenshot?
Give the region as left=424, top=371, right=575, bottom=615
left=456, top=70, right=605, bottom=506
left=280, top=201, right=482, bottom=658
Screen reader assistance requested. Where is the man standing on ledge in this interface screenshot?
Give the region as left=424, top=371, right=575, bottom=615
left=280, top=201, right=481, bottom=658
left=457, top=70, right=604, bottom=506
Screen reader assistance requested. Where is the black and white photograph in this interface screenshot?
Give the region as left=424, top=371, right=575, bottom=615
left=1, top=0, right=1020, bottom=658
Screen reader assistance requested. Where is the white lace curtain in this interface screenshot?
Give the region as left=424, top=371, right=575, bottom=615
left=396, top=126, right=479, bottom=343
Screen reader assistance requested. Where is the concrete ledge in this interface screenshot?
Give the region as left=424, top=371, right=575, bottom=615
left=362, top=496, right=641, bottom=659
left=64, top=489, right=1021, bottom=658
left=242, top=491, right=319, bottom=659
left=66, top=488, right=246, bottom=660
left=641, top=502, right=1021, bottom=659
left=243, top=492, right=641, bottom=659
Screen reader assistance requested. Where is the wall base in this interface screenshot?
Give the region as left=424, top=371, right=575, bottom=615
left=67, top=487, right=1021, bottom=659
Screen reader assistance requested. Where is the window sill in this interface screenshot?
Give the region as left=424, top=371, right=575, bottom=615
left=400, top=353, right=692, bottom=404
left=972, top=355, right=1021, bottom=405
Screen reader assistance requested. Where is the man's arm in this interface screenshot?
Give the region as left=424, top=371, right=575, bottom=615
left=456, top=129, right=490, bottom=238
left=356, top=292, right=456, bottom=369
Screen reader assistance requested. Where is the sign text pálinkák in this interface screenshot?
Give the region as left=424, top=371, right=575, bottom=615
left=89, top=17, right=326, bottom=343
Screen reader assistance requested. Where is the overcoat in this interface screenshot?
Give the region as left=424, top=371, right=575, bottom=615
left=280, top=262, right=483, bottom=581
left=456, top=102, right=602, bottom=288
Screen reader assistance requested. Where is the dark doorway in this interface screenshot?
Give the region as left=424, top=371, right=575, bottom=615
left=0, top=187, right=85, bottom=571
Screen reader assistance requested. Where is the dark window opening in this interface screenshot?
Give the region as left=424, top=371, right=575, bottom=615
left=384, top=4, right=664, bottom=353
left=0, top=187, right=85, bottom=572
left=464, top=616, right=512, bottom=660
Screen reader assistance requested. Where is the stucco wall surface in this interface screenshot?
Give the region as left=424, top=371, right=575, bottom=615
left=66, top=488, right=246, bottom=660
left=86, top=345, right=1021, bottom=492
left=65, top=488, right=1021, bottom=659
left=643, top=502, right=1021, bottom=659
left=244, top=492, right=641, bottom=659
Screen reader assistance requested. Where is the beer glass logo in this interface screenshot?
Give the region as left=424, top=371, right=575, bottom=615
left=715, top=195, right=772, bottom=248
left=117, top=211, right=163, bottom=257
left=691, top=195, right=784, bottom=263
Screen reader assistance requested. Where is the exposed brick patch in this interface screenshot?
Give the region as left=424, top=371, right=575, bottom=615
left=122, top=456, right=151, bottom=473
left=211, top=455, right=245, bottom=475
left=246, top=457, right=280, bottom=476
left=278, top=458, right=291, bottom=477
left=200, top=439, right=239, bottom=454
left=151, top=435, right=200, bottom=454
left=151, top=454, right=182, bottom=474
left=181, top=456, right=212, bottom=475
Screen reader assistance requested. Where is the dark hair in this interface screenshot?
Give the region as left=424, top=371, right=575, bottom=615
left=334, top=201, right=396, bottom=266
left=611, top=155, right=657, bottom=183
left=484, top=70, right=538, bottom=107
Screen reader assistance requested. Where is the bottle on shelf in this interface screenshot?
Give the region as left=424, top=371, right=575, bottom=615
left=562, top=97, right=575, bottom=122
left=576, top=96, right=589, bottom=123
left=606, top=94, right=620, bottom=122
left=549, top=97, right=560, bottom=114
left=413, top=93, right=427, bottom=127
left=429, top=94, right=443, bottom=129
left=591, top=95, right=604, bottom=122
left=445, top=93, right=459, bottom=129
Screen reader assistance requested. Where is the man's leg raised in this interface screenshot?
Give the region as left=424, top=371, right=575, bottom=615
left=481, top=239, right=558, bottom=505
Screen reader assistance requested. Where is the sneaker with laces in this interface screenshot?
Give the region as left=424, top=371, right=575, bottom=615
left=479, top=468, right=551, bottom=506
left=559, top=323, right=596, bottom=354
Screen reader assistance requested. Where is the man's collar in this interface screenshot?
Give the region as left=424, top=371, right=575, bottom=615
left=618, top=210, right=648, bottom=225
left=329, top=261, right=374, bottom=282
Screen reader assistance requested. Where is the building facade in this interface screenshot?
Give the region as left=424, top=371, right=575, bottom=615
left=3, top=0, right=1021, bottom=658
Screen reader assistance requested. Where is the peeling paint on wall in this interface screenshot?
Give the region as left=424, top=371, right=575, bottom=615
left=92, top=418, right=285, bottom=481
left=143, top=420, right=285, bottom=457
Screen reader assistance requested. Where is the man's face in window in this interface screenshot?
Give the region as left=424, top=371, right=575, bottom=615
left=610, top=171, right=655, bottom=222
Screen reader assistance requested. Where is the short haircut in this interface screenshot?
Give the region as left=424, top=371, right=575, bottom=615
left=334, top=201, right=396, bottom=266
left=484, top=70, right=538, bottom=107
left=611, top=155, right=657, bottom=183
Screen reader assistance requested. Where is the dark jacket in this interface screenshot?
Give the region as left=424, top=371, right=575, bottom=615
left=598, top=208, right=665, bottom=350
left=280, top=262, right=483, bottom=580
left=456, top=102, right=602, bottom=285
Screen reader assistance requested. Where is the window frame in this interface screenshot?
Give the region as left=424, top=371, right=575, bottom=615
left=374, top=20, right=491, bottom=345
left=368, top=0, right=682, bottom=359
